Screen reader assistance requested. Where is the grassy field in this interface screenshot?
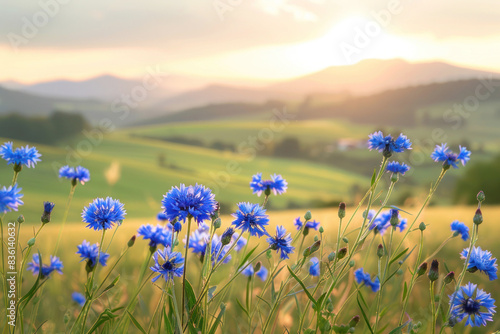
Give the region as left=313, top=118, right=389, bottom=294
left=0, top=134, right=368, bottom=224
left=9, top=204, right=500, bottom=333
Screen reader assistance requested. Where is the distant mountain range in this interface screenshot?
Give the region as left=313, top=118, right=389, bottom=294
left=136, top=79, right=500, bottom=127
left=1, top=59, right=499, bottom=124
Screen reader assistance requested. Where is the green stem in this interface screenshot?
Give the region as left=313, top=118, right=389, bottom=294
left=423, top=235, right=454, bottom=263
left=147, top=287, right=165, bottom=334
left=434, top=281, right=447, bottom=331
left=319, top=157, right=388, bottom=311
left=399, top=230, right=424, bottom=325
left=391, top=169, right=447, bottom=260
left=80, top=229, right=106, bottom=332
left=11, top=170, right=19, bottom=186
left=445, top=222, right=478, bottom=320
left=430, top=281, right=436, bottom=334
left=53, top=184, right=76, bottom=255
left=373, top=226, right=394, bottom=332
left=181, top=216, right=192, bottom=326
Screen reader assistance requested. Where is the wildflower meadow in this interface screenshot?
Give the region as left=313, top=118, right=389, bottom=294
left=0, top=133, right=497, bottom=334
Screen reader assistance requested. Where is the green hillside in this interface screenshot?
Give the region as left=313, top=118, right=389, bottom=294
left=0, top=134, right=368, bottom=224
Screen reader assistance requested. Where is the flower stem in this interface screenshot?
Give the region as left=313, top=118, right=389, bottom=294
left=181, top=216, right=192, bottom=326
left=430, top=281, right=436, bottom=334
left=374, top=226, right=394, bottom=332
left=399, top=230, right=424, bottom=325
left=391, top=169, right=447, bottom=260
left=445, top=222, right=478, bottom=320
left=53, top=183, right=76, bottom=255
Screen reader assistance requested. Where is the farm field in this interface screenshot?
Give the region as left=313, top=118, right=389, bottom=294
left=10, top=205, right=500, bottom=333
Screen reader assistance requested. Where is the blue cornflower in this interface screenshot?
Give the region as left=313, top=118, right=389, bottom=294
left=41, top=201, right=55, bottom=224
left=76, top=240, right=109, bottom=268
left=43, top=201, right=55, bottom=213
left=161, top=184, right=217, bottom=224
left=27, top=253, right=63, bottom=278
left=82, top=197, right=126, bottom=231
left=210, top=234, right=231, bottom=265
left=294, top=217, right=321, bottom=231
left=354, top=268, right=380, bottom=292
left=386, top=161, right=410, bottom=175
left=451, top=221, right=469, bottom=241
left=242, top=264, right=268, bottom=281
left=461, top=247, right=498, bottom=281
left=364, top=209, right=376, bottom=222
left=72, top=292, right=85, bottom=307
left=137, top=224, right=172, bottom=248
left=232, top=233, right=247, bottom=252
left=449, top=282, right=496, bottom=327
left=0, top=141, right=41, bottom=168
left=369, top=210, right=407, bottom=235
left=0, top=184, right=23, bottom=213
left=431, top=144, right=471, bottom=169
left=267, top=225, right=294, bottom=260
left=250, top=173, right=288, bottom=196
left=241, top=263, right=254, bottom=277
left=368, top=131, right=412, bottom=157
left=59, top=166, right=91, bottom=185
left=187, top=229, right=209, bottom=255
left=309, top=257, right=320, bottom=277
left=232, top=202, right=270, bottom=237
left=256, top=266, right=268, bottom=281
left=157, top=212, right=169, bottom=222
left=150, top=247, right=184, bottom=283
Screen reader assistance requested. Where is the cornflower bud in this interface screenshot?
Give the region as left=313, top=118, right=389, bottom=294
left=390, top=209, right=399, bottom=227
left=416, top=262, right=428, bottom=277
left=428, top=260, right=439, bottom=282
left=377, top=244, right=384, bottom=258
left=41, top=202, right=55, bottom=225
left=337, top=247, right=347, bottom=259
left=473, top=208, right=483, bottom=225
left=444, top=271, right=455, bottom=284
left=304, top=211, right=312, bottom=221
left=221, top=227, right=235, bottom=246
left=349, top=315, right=360, bottom=328
left=477, top=191, right=485, bottom=203
left=127, top=235, right=136, bottom=247
left=213, top=217, right=222, bottom=229
left=338, top=202, right=346, bottom=219
left=328, top=252, right=335, bottom=262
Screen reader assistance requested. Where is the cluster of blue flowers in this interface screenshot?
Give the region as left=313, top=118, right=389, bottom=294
left=27, top=254, right=63, bottom=278
left=250, top=173, right=288, bottom=196
left=76, top=240, right=109, bottom=268
left=354, top=268, right=380, bottom=292
left=0, top=184, right=23, bottom=213
left=294, top=217, right=320, bottom=231
left=368, top=209, right=407, bottom=235
left=59, top=165, right=91, bottom=185
left=0, top=141, right=41, bottom=168
left=242, top=263, right=268, bottom=281
left=368, top=131, right=412, bottom=157
left=138, top=224, right=172, bottom=248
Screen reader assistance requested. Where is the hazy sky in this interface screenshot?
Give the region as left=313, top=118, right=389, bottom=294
left=1, top=0, right=499, bottom=83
